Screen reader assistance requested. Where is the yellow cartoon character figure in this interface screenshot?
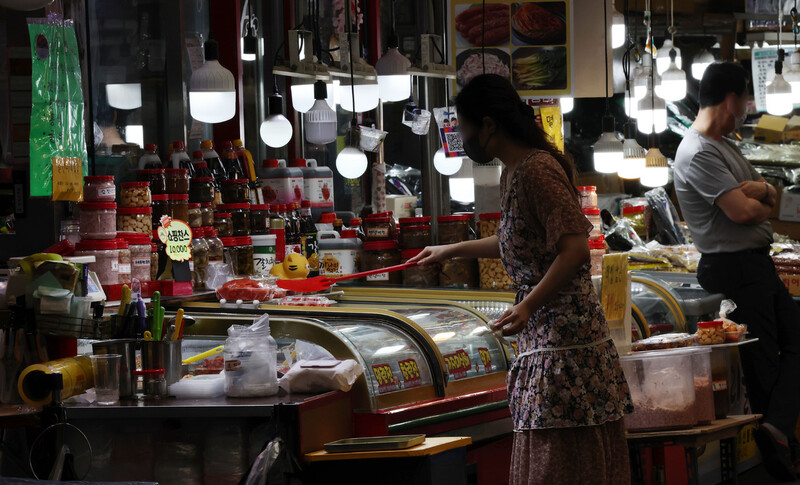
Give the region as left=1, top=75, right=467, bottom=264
left=270, top=253, right=311, bottom=280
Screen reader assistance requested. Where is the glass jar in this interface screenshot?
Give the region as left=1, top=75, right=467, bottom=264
left=221, top=179, right=250, bottom=204
left=440, top=258, right=478, bottom=288
left=75, top=239, right=119, bottom=286
left=119, top=181, right=151, bottom=208
left=204, top=227, right=224, bottom=262
left=189, top=177, right=215, bottom=203
left=83, top=175, right=116, bottom=202
left=221, top=237, right=239, bottom=275
left=218, top=203, right=251, bottom=237
left=151, top=194, right=169, bottom=230
left=117, top=206, right=153, bottom=234
left=400, top=225, right=431, bottom=249
left=583, top=208, right=602, bottom=239
left=190, top=231, right=210, bottom=290
left=250, top=204, right=270, bottom=235
left=119, top=232, right=152, bottom=282
left=150, top=243, right=159, bottom=281
left=577, top=186, right=598, bottom=210
left=401, top=249, right=439, bottom=287
left=236, top=236, right=255, bottom=276
left=116, top=239, right=132, bottom=284
left=438, top=215, right=471, bottom=244
left=169, top=194, right=190, bottom=222
left=360, top=240, right=401, bottom=285
left=78, top=202, right=117, bottom=239
left=364, top=217, right=396, bottom=241
left=479, top=258, right=514, bottom=290
left=478, top=212, right=502, bottom=238
left=200, top=202, right=214, bottom=226
left=188, top=203, right=202, bottom=228
left=165, top=168, right=190, bottom=194
left=214, top=212, right=233, bottom=237
left=137, top=169, right=166, bottom=195
left=589, top=235, right=606, bottom=277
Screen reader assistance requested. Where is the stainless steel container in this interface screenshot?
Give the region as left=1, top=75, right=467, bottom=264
left=92, top=339, right=137, bottom=398
left=141, top=340, right=182, bottom=387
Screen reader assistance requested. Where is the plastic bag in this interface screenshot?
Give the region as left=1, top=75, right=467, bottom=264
left=719, top=299, right=737, bottom=320
left=278, top=359, right=363, bottom=393
left=169, top=373, right=226, bottom=399
left=224, top=314, right=278, bottom=397
left=242, top=437, right=283, bottom=485
left=604, top=218, right=645, bottom=251
left=645, top=188, right=686, bottom=245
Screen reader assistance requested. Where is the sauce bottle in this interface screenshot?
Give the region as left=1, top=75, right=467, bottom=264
left=222, top=141, right=245, bottom=180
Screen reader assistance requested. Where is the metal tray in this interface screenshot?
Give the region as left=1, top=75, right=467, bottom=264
left=323, top=434, right=426, bottom=453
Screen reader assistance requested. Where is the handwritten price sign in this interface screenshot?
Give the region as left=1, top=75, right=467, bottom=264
left=157, top=216, right=193, bottom=262
left=443, top=349, right=471, bottom=380
left=371, top=363, right=399, bottom=394
left=398, top=359, right=422, bottom=388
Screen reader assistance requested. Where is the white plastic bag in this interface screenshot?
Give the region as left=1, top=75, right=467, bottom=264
left=279, top=359, right=363, bottom=393
left=224, top=314, right=278, bottom=397
left=169, top=372, right=226, bottom=399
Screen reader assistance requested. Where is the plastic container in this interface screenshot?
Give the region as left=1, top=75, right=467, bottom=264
left=400, top=225, right=431, bottom=249
left=165, top=168, right=190, bottom=194
left=438, top=214, right=472, bottom=244
left=259, top=159, right=304, bottom=205
left=214, top=212, right=233, bottom=237
left=75, top=239, right=120, bottom=286
left=236, top=236, right=255, bottom=276
left=150, top=243, right=159, bottom=281
left=690, top=348, right=715, bottom=425
left=440, top=258, right=478, bottom=288
left=250, top=204, right=271, bottom=235
left=83, top=175, right=116, bottom=202
left=136, top=369, right=167, bottom=399
left=221, top=179, right=250, bottom=204
left=218, top=203, right=251, bottom=237
left=364, top=216, right=397, bottom=241
left=251, top=234, right=277, bottom=275
left=224, top=321, right=278, bottom=397
left=204, top=227, right=225, bottom=262
left=696, top=321, right=725, bottom=345
left=589, top=235, right=606, bottom=277
left=318, top=230, right=362, bottom=280
left=478, top=212, right=502, bottom=238
left=120, top=181, right=151, bottom=208
left=622, top=206, right=647, bottom=238
left=138, top=144, right=163, bottom=169
left=152, top=194, right=169, bottom=230
left=189, top=177, right=215, bottom=203
left=620, top=348, right=698, bottom=432
left=119, top=232, right=151, bottom=282
left=399, top=216, right=430, bottom=231
left=360, top=240, right=401, bottom=285
left=137, top=169, right=166, bottom=195
left=401, top=249, right=439, bottom=287
left=221, top=141, right=246, bottom=180
left=117, top=206, right=152, bottom=234
left=289, top=159, right=334, bottom=221
left=191, top=230, right=210, bottom=290
left=78, top=202, right=117, bottom=239
left=316, top=212, right=336, bottom=233
left=578, top=186, right=598, bottom=210
left=200, top=202, right=214, bottom=226
left=188, top=203, right=202, bottom=228
left=115, top=239, right=132, bottom=284
left=169, top=194, right=189, bottom=222
left=349, top=217, right=365, bottom=241
left=221, top=237, right=239, bottom=275
left=631, top=333, right=695, bottom=352
left=583, top=208, right=602, bottom=239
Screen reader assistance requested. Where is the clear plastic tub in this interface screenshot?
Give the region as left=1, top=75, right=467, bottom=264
left=583, top=208, right=602, bottom=239
left=165, top=168, right=189, bottom=194
left=439, top=257, right=478, bottom=288
left=631, top=333, right=695, bottom=352
left=221, top=179, right=250, bottom=204
left=120, top=181, right=151, bottom=208
left=75, top=239, right=120, bottom=286
left=83, top=175, right=116, bottom=202
left=691, top=348, right=714, bottom=425
left=577, top=186, right=598, bottom=210
left=150, top=243, right=159, bottom=281
left=169, top=194, right=189, bottom=222
left=696, top=321, right=725, bottom=345
left=360, top=240, right=401, bottom=285
left=589, top=236, right=606, bottom=277
left=119, top=232, right=151, bottom=282
left=117, top=206, right=153, bottom=234
left=78, top=202, right=117, bottom=239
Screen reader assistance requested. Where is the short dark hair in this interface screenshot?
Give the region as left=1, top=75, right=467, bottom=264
left=699, top=62, right=749, bottom=108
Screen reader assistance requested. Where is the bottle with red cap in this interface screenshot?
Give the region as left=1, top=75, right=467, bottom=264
left=192, top=151, right=213, bottom=178
left=201, top=139, right=227, bottom=182
left=138, top=144, right=163, bottom=169
left=259, top=159, right=304, bottom=205
left=169, top=141, right=195, bottom=176
left=221, top=141, right=246, bottom=180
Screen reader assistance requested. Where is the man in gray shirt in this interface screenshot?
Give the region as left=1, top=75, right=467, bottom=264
left=674, top=62, right=800, bottom=481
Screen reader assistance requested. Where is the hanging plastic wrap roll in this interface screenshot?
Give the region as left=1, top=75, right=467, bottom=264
left=18, top=355, right=94, bottom=406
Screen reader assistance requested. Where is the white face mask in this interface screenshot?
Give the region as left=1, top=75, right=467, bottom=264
left=734, top=109, right=747, bottom=130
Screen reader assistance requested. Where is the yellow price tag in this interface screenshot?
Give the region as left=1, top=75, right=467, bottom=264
left=601, top=253, right=628, bottom=325
left=52, top=156, right=83, bottom=201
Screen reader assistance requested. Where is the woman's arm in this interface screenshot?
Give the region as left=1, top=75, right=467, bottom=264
left=408, top=235, right=500, bottom=265
left=492, top=233, right=590, bottom=336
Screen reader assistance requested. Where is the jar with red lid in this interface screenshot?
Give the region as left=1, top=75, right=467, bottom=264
left=189, top=177, right=215, bottom=203
left=401, top=249, right=439, bottom=287
left=152, top=194, right=169, bottom=230
left=188, top=203, right=202, bottom=228
left=364, top=217, right=397, bottom=241
left=583, top=208, right=602, bottom=239
left=235, top=236, right=255, bottom=276
left=84, top=175, right=116, bottom=202
left=115, top=238, right=132, bottom=284
left=137, top=169, right=166, bottom=195
left=169, top=194, right=189, bottom=222
left=398, top=216, right=430, bottom=230
left=119, top=232, right=152, bottom=282
left=203, top=227, right=224, bottom=261
left=577, top=186, right=598, bottom=210
left=589, top=235, right=606, bottom=277
left=190, top=228, right=210, bottom=289
left=221, top=237, right=240, bottom=275
left=250, top=204, right=271, bottom=235
left=75, top=239, right=119, bottom=285
left=400, top=225, right=431, bottom=249
left=117, top=206, right=153, bottom=234
left=200, top=202, right=214, bottom=226
left=120, top=181, right=151, bottom=208
left=78, top=202, right=117, bottom=239
left=165, top=168, right=189, bottom=194
left=440, top=258, right=478, bottom=288
left=360, top=240, right=401, bottom=285
left=478, top=212, right=502, bottom=238
left=221, top=179, right=250, bottom=204
left=150, top=243, right=159, bottom=281
left=218, top=203, right=251, bottom=237
left=437, top=214, right=471, bottom=244
left=214, top=212, right=234, bottom=237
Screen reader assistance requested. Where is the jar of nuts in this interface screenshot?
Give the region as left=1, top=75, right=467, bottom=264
left=119, top=181, right=151, bottom=208
left=696, top=321, right=725, bottom=345
left=478, top=213, right=502, bottom=238
left=188, top=203, right=202, bottom=228
left=117, top=206, right=153, bottom=234
left=115, top=238, right=132, bottom=284
left=478, top=258, right=514, bottom=290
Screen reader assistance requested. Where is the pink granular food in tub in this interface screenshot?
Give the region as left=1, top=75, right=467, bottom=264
left=78, top=202, right=117, bottom=240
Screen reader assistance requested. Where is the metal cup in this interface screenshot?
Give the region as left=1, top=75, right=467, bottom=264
left=141, top=340, right=182, bottom=387
left=92, top=339, right=137, bottom=398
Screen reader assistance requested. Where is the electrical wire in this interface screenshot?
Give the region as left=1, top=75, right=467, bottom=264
left=345, top=0, right=357, bottom=132
left=603, top=0, right=610, bottom=114
left=482, top=0, right=486, bottom=74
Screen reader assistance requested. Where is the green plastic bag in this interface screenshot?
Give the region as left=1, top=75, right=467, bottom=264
left=28, top=15, right=87, bottom=200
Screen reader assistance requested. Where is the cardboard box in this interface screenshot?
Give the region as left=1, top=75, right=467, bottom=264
left=784, top=116, right=800, bottom=142
left=780, top=274, right=800, bottom=296
left=754, top=114, right=789, bottom=144
left=385, top=195, right=418, bottom=219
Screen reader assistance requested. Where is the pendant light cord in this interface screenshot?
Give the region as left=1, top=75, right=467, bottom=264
left=482, top=0, right=486, bottom=74
left=346, top=0, right=357, bottom=130
left=604, top=0, right=610, bottom=114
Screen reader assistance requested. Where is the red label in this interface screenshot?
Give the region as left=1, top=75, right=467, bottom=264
left=478, top=347, right=492, bottom=374
left=371, top=363, right=399, bottom=394
left=225, top=359, right=242, bottom=372
left=443, top=349, right=471, bottom=380
left=398, top=358, right=422, bottom=389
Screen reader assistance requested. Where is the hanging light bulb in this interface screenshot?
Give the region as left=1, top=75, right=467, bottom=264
left=106, top=83, right=142, bottom=110
left=611, top=6, right=626, bottom=49
left=784, top=51, right=800, bottom=104
left=340, top=77, right=380, bottom=112
left=336, top=122, right=368, bottom=179
left=560, top=96, right=574, bottom=114
left=641, top=147, right=669, bottom=187
left=656, top=50, right=687, bottom=101
left=305, top=81, right=337, bottom=145
left=634, top=56, right=656, bottom=100
left=260, top=85, right=293, bottom=148
left=619, top=123, right=645, bottom=179
left=766, top=50, right=793, bottom=116
left=656, top=39, right=681, bottom=75
left=637, top=77, right=667, bottom=134
left=375, top=32, right=412, bottom=102
left=189, top=39, right=236, bottom=123
left=241, top=0, right=258, bottom=61
left=593, top=116, right=624, bottom=174
left=433, top=147, right=463, bottom=175
left=290, top=79, right=336, bottom=113
left=691, top=48, right=715, bottom=80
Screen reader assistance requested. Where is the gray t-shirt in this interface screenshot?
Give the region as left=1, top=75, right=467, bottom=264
left=673, top=128, right=772, bottom=254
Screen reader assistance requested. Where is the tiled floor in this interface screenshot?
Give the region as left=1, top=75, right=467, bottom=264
left=739, top=464, right=798, bottom=484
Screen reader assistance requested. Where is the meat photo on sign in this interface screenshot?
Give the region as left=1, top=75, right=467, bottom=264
left=511, top=2, right=567, bottom=46
left=454, top=3, right=510, bottom=48
left=456, top=48, right=511, bottom=90
left=512, top=46, right=567, bottom=91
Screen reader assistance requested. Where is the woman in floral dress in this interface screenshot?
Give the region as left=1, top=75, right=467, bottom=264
left=411, top=74, right=633, bottom=484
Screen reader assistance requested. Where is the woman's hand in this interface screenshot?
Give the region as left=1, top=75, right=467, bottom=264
left=491, top=300, right=536, bottom=336
left=408, top=245, right=454, bottom=266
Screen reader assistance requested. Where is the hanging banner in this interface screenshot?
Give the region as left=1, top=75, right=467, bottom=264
left=450, top=1, right=571, bottom=97
left=28, top=14, right=88, bottom=200
left=521, top=97, right=563, bottom=152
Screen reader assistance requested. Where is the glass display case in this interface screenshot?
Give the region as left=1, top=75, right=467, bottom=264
left=634, top=271, right=724, bottom=332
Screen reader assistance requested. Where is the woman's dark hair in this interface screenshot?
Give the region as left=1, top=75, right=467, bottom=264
left=455, top=74, right=576, bottom=187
